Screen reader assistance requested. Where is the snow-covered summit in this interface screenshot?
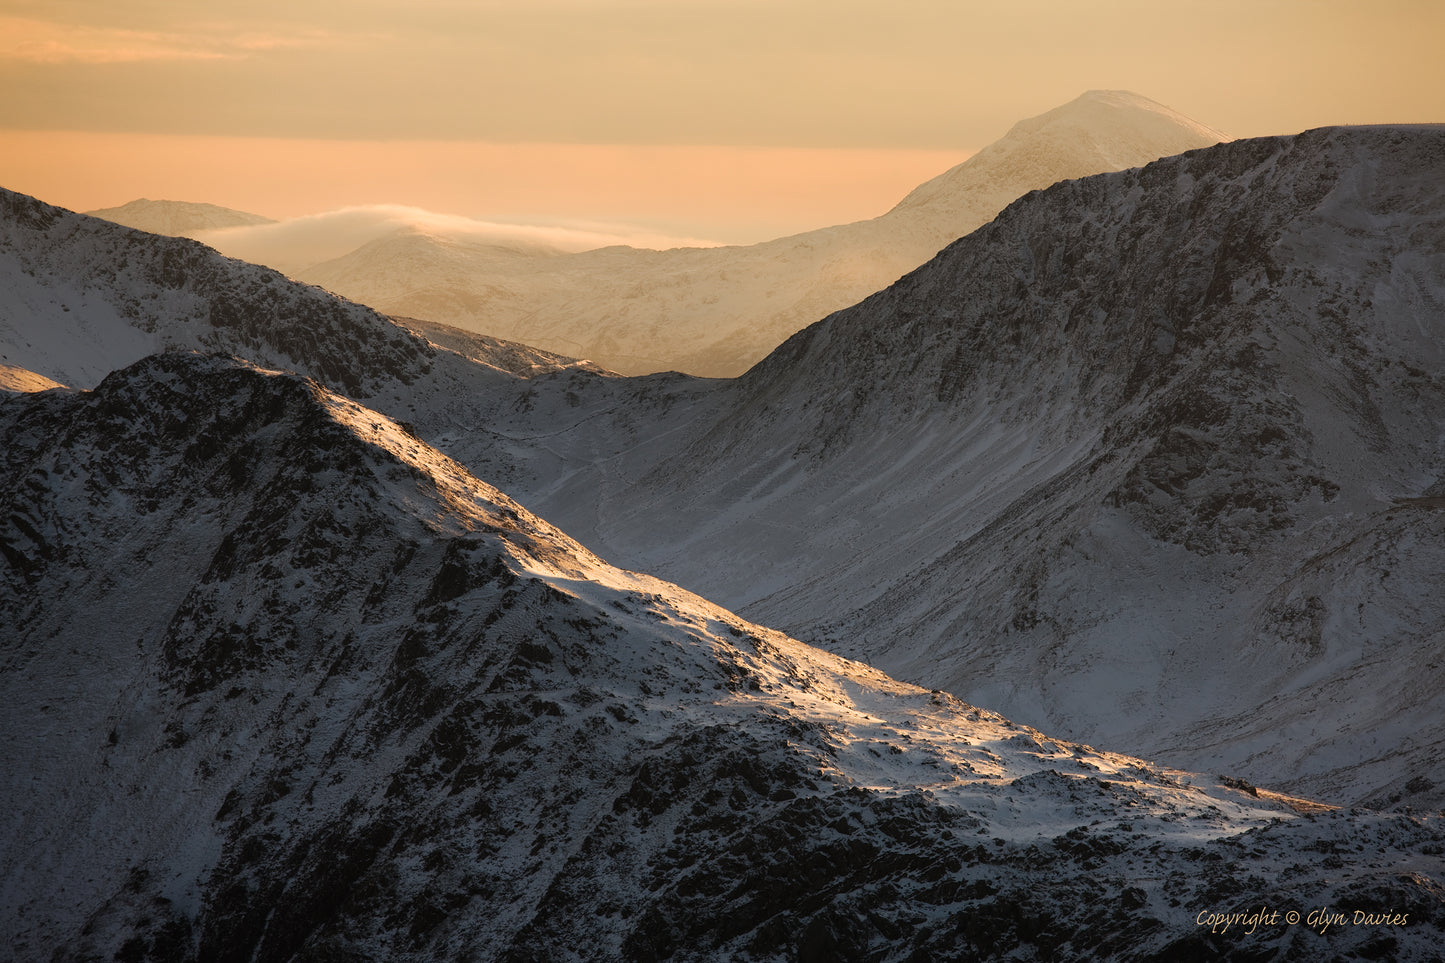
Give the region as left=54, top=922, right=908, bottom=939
left=890, top=89, right=1228, bottom=218
left=4, top=352, right=1442, bottom=960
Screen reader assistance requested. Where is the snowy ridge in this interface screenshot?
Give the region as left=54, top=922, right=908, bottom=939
left=387, top=313, right=612, bottom=378
left=295, top=91, right=1222, bottom=375
left=0, top=187, right=441, bottom=394
left=0, top=192, right=396, bottom=392
left=0, top=363, right=65, bottom=393
left=3, top=353, right=1442, bottom=961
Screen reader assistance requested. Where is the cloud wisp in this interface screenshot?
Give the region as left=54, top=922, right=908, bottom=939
left=193, top=204, right=725, bottom=274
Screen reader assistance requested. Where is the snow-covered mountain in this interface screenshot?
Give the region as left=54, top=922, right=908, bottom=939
left=4, top=124, right=1443, bottom=817
left=412, top=125, right=1445, bottom=812
left=0, top=185, right=615, bottom=409
left=86, top=198, right=276, bottom=236
left=0, top=186, right=731, bottom=529
left=6, top=120, right=1443, bottom=818
left=883, top=89, right=1226, bottom=240
left=296, top=91, right=1224, bottom=375
left=4, top=353, right=1442, bottom=961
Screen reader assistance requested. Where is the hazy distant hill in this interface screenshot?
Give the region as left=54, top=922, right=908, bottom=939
left=86, top=197, right=276, bottom=236
left=298, top=91, right=1225, bottom=375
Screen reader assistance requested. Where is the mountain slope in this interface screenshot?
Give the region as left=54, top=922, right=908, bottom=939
left=3, top=353, right=1442, bottom=961
left=298, top=91, right=1223, bottom=375
left=0, top=185, right=638, bottom=428
left=86, top=198, right=276, bottom=236
left=430, top=125, right=1445, bottom=809
left=733, top=125, right=1445, bottom=809
left=0, top=187, right=438, bottom=394
left=0, top=184, right=733, bottom=509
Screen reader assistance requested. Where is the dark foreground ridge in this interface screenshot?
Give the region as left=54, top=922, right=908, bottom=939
left=2, top=354, right=1442, bottom=961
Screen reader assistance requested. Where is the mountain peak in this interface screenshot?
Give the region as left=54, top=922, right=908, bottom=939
left=1075, top=88, right=1180, bottom=107
left=889, top=91, right=1225, bottom=218
left=1007, top=88, right=1230, bottom=143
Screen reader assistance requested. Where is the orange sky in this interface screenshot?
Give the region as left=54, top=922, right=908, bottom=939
left=2, top=0, right=1442, bottom=243
left=0, top=131, right=966, bottom=243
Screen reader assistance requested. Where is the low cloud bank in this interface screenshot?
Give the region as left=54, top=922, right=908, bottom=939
left=195, top=204, right=724, bottom=274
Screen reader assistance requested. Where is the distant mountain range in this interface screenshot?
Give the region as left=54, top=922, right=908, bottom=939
left=87, top=91, right=1225, bottom=376
left=5, top=101, right=1445, bottom=960
left=298, top=91, right=1223, bottom=376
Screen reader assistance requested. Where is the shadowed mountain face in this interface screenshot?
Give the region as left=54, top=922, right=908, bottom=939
left=4, top=354, right=1443, bottom=962
left=425, top=125, right=1445, bottom=810
left=295, top=91, right=1223, bottom=376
